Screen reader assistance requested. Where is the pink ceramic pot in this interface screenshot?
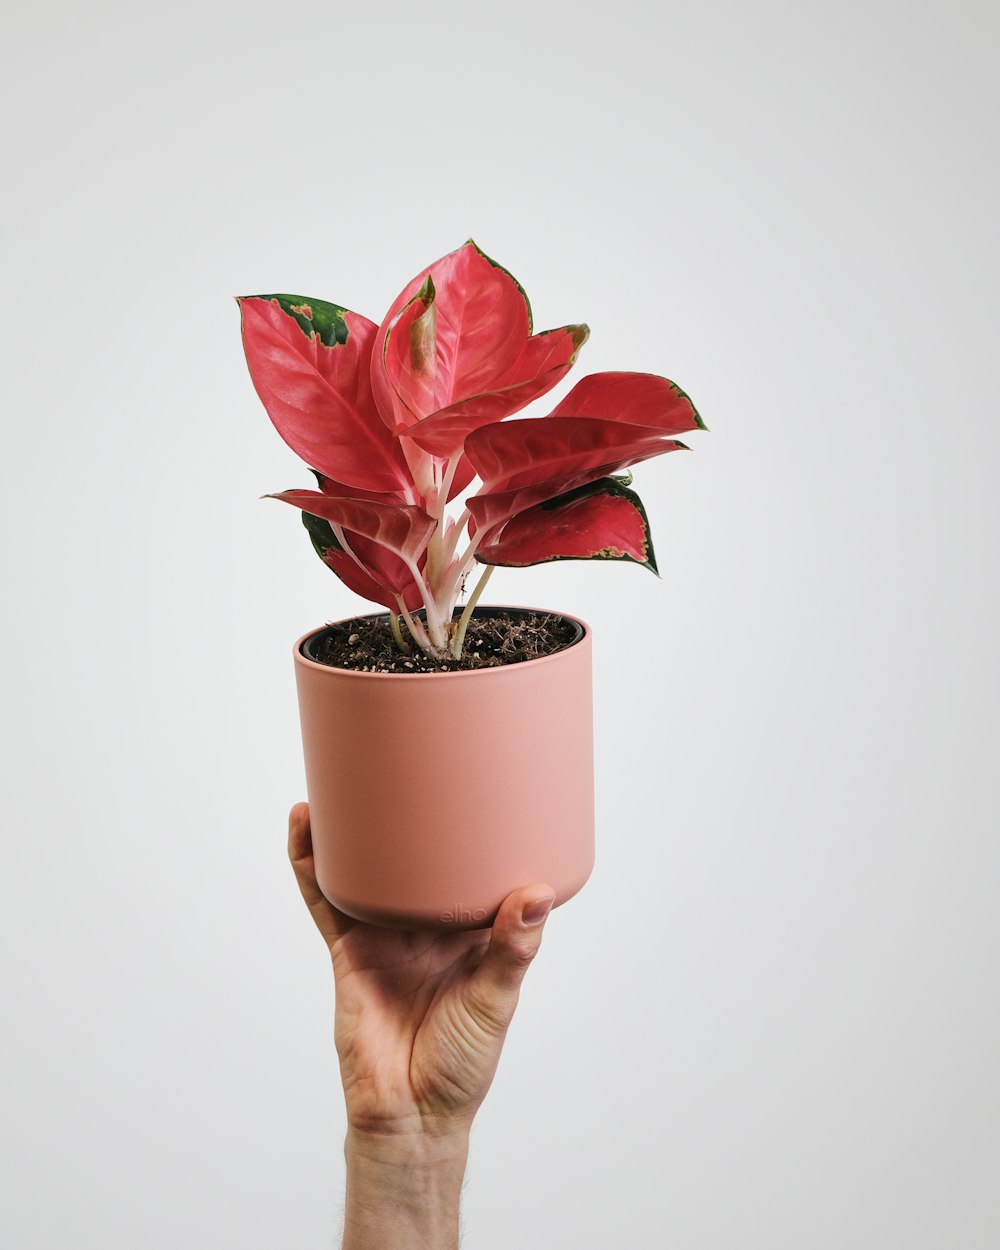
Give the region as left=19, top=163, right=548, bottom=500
left=293, top=606, right=594, bottom=930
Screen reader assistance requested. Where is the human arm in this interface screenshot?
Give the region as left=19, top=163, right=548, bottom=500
left=287, top=802, right=555, bottom=1249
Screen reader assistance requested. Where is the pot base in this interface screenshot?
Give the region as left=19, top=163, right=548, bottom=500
left=325, top=862, right=593, bottom=932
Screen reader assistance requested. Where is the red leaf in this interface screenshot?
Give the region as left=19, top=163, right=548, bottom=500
left=373, top=240, right=578, bottom=444
left=309, top=478, right=427, bottom=602
left=549, top=371, right=705, bottom=434
left=312, top=470, right=403, bottom=505
left=465, top=417, right=687, bottom=540
left=267, top=491, right=436, bottom=568
left=301, top=511, right=424, bottom=611
left=321, top=551, right=402, bottom=609
left=476, top=478, right=657, bottom=570
left=327, top=546, right=419, bottom=609
left=381, top=276, right=441, bottom=427
left=395, top=323, right=589, bottom=458
left=372, top=241, right=530, bottom=431
left=238, top=296, right=411, bottom=494
left=468, top=408, right=686, bottom=483
left=447, top=453, right=477, bottom=502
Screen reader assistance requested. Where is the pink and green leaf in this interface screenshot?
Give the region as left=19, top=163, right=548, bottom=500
left=301, top=511, right=423, bottom=611
left=238, top=294, right=411, bottom=494
left=266, top=490, right=436, bottom=567
left=475, top=477, right=658, bottom=572
left=301, top=510, right=417, bottom=607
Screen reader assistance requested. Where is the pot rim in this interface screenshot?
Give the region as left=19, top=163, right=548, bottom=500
left=294, top=604, right=590, bottom=679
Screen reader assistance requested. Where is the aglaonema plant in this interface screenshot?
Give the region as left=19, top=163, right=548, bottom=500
left=237, top=241, right=706, bottom=660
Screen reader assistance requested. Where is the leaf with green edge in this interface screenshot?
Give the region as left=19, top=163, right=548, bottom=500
left=475, top=477, right=659, bottom=572
left=300, top=511, right=423, bottom=611
left=254, top=294, right=351, bottom=346
left=238, top=295, right=411, bottom=494
left=267, top=490, right=436, bottom=568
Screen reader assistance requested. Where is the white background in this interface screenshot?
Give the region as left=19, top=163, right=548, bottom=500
left=3, top=2, right=998, bottom=1247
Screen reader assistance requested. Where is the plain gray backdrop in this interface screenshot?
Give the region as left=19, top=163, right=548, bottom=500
left=2, top=2, right=997, bottom=1247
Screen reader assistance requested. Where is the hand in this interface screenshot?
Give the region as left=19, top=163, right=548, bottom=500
left=287, top=802, right=556, bottom=1144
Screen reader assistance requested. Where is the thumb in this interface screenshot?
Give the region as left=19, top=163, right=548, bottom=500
left=462, top=886, right=556, bottom=1037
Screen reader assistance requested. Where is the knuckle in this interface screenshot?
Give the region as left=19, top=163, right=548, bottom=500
left=507, top=939, right=540, bottom=969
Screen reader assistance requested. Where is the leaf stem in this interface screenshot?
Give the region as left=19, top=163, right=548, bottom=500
left=388, top=611, right=412, bottom=654
left=425, top=457, right=460, bottom=590
left=438, top=456, right=459, bottom=510
left=451, top=564, right=494, bottom=660
left=453, top=526, right=485, bottom=577
left=405, top=558, right=449, bottom=651
left=395, top=595, right=433, bottom=652
left=438, top=524, right=486, bottom=616
left=440, top=507, right=471, bottom=567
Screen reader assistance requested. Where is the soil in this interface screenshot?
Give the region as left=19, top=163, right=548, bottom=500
left=306, top=610, right=580, bottom=674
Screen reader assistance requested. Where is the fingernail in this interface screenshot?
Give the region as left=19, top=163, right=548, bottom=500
left=521, top=895, right=555, bottom=926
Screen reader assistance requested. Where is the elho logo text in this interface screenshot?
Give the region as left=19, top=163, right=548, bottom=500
left=439, top=904, right=488, bottom=923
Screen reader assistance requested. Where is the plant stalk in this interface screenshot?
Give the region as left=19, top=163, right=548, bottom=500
left=388, top=612, right=411, bottom=654
left=450, top=564, right=495, bottom=660
left=440, top=507, right=471, bottom=568
left=403, top=559, right=450, bottom=653
left=439, top=527, right=486, bottom=620
left=425, top=456, right=460, bottom=590
left=395, top=595, right=433, bottom=653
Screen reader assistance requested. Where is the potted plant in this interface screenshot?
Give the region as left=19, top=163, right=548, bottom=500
left=238, top=241, right=705, bottom=929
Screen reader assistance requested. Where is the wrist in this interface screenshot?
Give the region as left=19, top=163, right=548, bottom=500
left=342, top=1127, right=469, bottom=1250
left=345, top=1122, right=470, bottom=1170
